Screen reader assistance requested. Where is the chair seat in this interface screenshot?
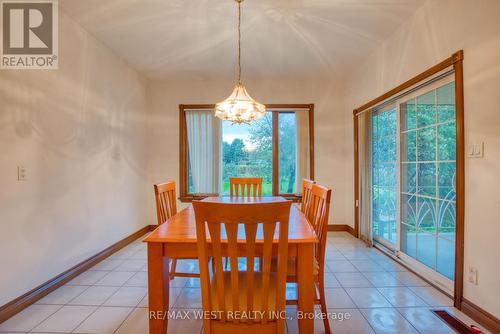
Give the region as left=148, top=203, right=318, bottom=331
left=210, top=271, right=278, bottom=318
left=270, top=257, right=319, bottom=277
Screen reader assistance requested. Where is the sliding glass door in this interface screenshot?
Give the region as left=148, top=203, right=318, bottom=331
left=371, top=106, right=397, bottom=247
left=370, top=77, right=456, bottom=290
left=399, top=80, right=456, bottom=285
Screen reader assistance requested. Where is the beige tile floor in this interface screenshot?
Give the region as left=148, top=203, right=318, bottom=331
left=0, top=232, right=491, bottom=334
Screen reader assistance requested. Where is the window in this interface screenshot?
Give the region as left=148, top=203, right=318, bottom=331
left=179, top=104, right=314, bottom=201
left=221, top=112, right=273, bottom=195
left=371, top=105, right=398, bottom=246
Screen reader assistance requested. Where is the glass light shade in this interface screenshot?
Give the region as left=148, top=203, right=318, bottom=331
left=215, top=83, right=266, bottom=124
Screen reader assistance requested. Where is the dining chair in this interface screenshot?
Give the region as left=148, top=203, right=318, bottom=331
left=193, top=200, right=291, bottom=334
left=154, top=181, right=177, bottom=224
left=154, top=181, right=200, bottom=280
left=285, top=184, right=332, bottom=334
left=300, top=179, right=315, bottom=217
left=229, top=177, right=263, bottom=197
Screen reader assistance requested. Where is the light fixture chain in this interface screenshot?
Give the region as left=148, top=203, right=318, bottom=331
left=215, top=0, right=265, bottom=124
left=237, top=0, right=241, bottom=84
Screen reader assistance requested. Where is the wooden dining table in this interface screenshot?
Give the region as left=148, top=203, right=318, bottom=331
left=143, top=196, right=318, bottom=333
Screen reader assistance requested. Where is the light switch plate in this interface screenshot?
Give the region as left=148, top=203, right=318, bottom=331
left=467, top=142, right=484, bottom=158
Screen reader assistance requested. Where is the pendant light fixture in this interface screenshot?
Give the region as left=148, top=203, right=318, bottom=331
left=215, top=0, right=265, bottom=124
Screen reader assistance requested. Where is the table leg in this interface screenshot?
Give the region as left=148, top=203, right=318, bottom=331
left=297, top=243, right=314, bottom=334
left=148, top=243, right=170, bottom=334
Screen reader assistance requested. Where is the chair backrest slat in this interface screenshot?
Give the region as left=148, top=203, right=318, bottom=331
left=226, top=223, right=240, bottom=318
left=260, top=221, right=276, bottom=324
left=154, top=181, right=177, bottom=224
left=229, top=177, right=263, bottom=197
left=206, top=221, right=227, bottom=322
left=193, top=201, right=291, bottom=326
left=300, top=179, right=315, bottom=218
left=244, top=223, right=257, bottom=312
left=309, top=184, right=332, bottom=265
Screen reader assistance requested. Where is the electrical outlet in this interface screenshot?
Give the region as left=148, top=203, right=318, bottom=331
left=467, top=267, right=478, bottom=285
left=17, top=166, right=26, bottom=181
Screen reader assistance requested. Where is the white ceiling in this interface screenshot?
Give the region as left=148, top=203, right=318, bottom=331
left=60, top=0, right=426, bottom=80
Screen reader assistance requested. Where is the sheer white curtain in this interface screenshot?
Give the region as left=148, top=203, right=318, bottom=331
left=295, top=111, right=310, bottom=194
left=358, top=111, right=373, bottom=246
left=186, top=110, right=221, bottom=194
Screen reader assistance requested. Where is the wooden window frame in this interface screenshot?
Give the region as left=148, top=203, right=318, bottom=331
left=353, top=50, right=464, bottom=308
left=179, top=104, right=314, bottom=202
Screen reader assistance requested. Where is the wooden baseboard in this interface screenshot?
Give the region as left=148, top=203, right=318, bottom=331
left=0, top=224, right=156, bottom=324
left=328, top=224, right=356, bottom=237
left=461, top=298, right=500, bottom=333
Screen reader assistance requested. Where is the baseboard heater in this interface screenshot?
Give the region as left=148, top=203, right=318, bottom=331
left=432, top=310, right=483, bottom=334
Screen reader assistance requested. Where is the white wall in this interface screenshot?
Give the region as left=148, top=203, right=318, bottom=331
left=343, top=0, right=500, bottom=318
left=146, top=78, right=350, bottom=226
left=0, top=12, right=149, bottom=305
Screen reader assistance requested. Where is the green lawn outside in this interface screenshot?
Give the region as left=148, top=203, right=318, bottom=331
left=222, top=181, right=273, bottom=195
